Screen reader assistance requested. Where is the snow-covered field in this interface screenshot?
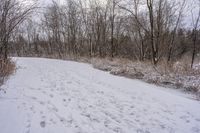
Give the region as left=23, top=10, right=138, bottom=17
left=0, top=57, right=200, bottom=133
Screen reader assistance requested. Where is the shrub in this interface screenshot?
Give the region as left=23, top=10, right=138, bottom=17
left=0, top=58, right=15, bottom=89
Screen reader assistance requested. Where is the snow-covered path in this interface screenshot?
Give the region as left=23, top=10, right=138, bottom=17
left=0, top=57, right=200, bottom=133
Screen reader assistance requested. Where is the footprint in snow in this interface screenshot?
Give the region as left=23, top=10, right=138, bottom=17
left=49, top=94, right=54, bottom=98
left=195, top=118, right=200, bottom=122
left=30, top=96, right=37, bottom=100
left=60, top=117, right=67, bottom=123
left=41, top=115, right=46, bottom=119
left=39, top=101, right=45, bottom=105
left=24, top=114, right=31, bottom=133
left=192, top=127, right=200, bottom=133
left=63, top=99, right=66, bottom=102
left=49, top=118, right=57, bottom=124
left=52, top=107, right=58, bottom=112
left=29, top=106, right=35, bottom=113
left=40, top=121, right=46, bottom=128
left=25, top=123, right=31, bottom=133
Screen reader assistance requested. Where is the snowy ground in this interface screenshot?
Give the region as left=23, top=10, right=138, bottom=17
left=0, top=57, right=200, bottom=133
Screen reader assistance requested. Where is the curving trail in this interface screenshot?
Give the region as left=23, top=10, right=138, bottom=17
left=0, top=57, right=200, bottom=133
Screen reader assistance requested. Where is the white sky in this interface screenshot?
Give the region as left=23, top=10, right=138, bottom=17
left=34, top=0, right=200, bottom=28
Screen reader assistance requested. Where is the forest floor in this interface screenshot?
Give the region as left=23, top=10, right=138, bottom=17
left=0, top=57, right=200, bottom=133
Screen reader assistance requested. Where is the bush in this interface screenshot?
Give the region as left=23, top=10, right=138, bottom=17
left=90, top=57, right=200, bottom=97
left=0, top=58, right=15, bottom=88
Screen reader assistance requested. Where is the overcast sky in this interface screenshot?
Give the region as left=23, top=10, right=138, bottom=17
left=34, top=0, right=199, bottom=28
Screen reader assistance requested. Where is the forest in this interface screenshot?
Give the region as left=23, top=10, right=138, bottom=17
left=0, top=0, right=198, bottom=63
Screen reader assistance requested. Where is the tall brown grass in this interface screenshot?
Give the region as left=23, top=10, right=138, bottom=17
left=0, top=58, right=15, bottom=87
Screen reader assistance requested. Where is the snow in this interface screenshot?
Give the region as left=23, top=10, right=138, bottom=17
left=0, top=57, right=200, bottom=133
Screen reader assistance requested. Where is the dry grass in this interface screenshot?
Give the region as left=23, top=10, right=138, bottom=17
left=0, top=58, right=15, bottom=88
left=90, top=57, right=200, bottom=98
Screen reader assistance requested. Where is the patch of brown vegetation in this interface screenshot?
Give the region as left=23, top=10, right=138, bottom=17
left=0, top=58, right=15, bottom=87
left=91, top=57, right=200, bottom=99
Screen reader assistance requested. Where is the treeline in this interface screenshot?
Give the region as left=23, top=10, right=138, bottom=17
left=2, top=0, right=200, bottom=66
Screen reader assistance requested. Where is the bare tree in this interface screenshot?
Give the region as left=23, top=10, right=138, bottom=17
left=118, top=0, right=148, bottom=60
left=0, top=0, right=36, bottom=59
left=5, top=0, right=199, bottom=68
left=191, top=0, right=200, bottom=68
left=110, top=0, right=118, bottom=57
left=167, top=0, right=186, bottom=62
left=146, top=0, right=158, bottom=64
